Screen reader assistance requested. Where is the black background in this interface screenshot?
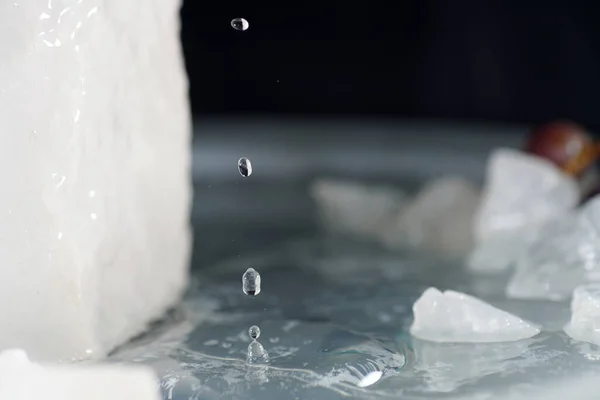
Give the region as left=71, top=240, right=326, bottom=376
left=181, top=1, right=600, bottom=129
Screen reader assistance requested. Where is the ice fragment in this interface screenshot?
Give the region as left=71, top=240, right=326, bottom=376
left=380, top=178, right=479, bottom=255
left=469, top=149, right=578, bottom=272
left=311, top=179, right=407, bottom=240
left=475, top=149, right=578, bottom=241
left=564, top=284, right=600, bottom=346
left=410, top=287, right=540, bottom=343
left=507, top=197, right=600, bottom=300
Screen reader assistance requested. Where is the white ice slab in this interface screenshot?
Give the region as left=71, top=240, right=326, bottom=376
left=0, top=0, right=191, bottom=361
left=410, top=287, right=540, bottom=343
left=564, top=285, right=600, bottom=346
left=311, top=179, right=407, bottom=239
left=469, top=149, right=578, bottom=272
left=507, top=198, right=600, bottom=300
left=380, top=178, right=479, bottom=256
left=0, top=349, right=160, bottom=400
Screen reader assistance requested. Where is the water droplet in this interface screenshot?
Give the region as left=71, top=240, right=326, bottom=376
left=238, top=157, right=252, bottom=177
left=231, top=17, right=249, bottom=31
left=249, top=325, right=261, bottom=340
left=242, top=267, right=261, bottom=296
left=246, top=340, right=269, bottom=364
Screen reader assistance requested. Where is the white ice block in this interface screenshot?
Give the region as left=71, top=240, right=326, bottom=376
left=380, top=178, right=479, bottom=255
left=311, top=179, right=407, bottom=240
left=469, top=149, right=578, bottom=272
left=474, top=149, right=578, bottom=242
left=0, top=349, right=161, bottom=400
left=410, top=287, right=540, bottom=343
left=0, top=0, right=191, bottom=361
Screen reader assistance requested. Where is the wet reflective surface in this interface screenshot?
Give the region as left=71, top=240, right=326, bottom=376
left=109, top=239, right=600, bottom=399
left=110, top=121, right=600, bottom=399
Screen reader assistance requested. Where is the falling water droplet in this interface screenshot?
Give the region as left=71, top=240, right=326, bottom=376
left=238, top=157, right=252, bottom=177
left=248, top=325, right=261, bottom=340
left=242, top=267, right=261, bottom=296
left=231, top=18, right=249, bottom=31
left=246, top=340, right=269, bottom=364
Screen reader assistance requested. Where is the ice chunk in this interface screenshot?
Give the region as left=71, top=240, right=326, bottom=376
left=474, top=149, right=578, bottom=241
left=0, top=0, right=191, bottom=361
left=506, top=198, right=600, bottom=300
left=380, top=178, right=480, bottom=255
left=0, top=349, right=160, bottom=400
left=564, top=285, right=600, bottom=346
left=311, top=179, right=407, bottom=239
left=469, top=149, right=578, bottom=272
left=410, top=287, right=540, bottom=343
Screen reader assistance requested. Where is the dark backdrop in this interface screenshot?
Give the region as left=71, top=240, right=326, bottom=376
left=181, top=1, right=600, bottom=129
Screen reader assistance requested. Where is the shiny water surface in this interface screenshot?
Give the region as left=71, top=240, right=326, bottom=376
left=110, top=238, right=600, bottom=400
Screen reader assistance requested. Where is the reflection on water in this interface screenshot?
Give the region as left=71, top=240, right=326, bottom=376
left=110, top=239, right=600, bottom=399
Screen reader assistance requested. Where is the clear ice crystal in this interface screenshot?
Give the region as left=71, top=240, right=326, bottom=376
left=470, top=149, right=578, bottom=272
left=0, top=0, right=191, bottom=361
left=410, top=287, right=540, bottom=343
left=506, top=197, right=600, bottom=300
left=564, top=284, right=600, bottom=346
left=379, top=178, right=480, bottom=255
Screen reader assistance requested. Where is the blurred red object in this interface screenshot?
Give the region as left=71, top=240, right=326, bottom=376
left=525, top=120, right=597, bottom=176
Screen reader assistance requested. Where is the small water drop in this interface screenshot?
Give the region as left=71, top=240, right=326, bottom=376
left=249, top=325, right=261, bottom=340
left=231, top=17, right=249, bottom=31
left=242, top=267, right=261, bottom=296
left=238, top=157, right=252, bottom=177
left=246, top=340, right=269, bottom=364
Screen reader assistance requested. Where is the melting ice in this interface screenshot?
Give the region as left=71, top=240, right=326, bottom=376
left=410, top=287, right=540, bottom=343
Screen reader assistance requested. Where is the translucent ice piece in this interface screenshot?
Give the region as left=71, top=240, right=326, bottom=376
left=380, top=178, right=480, bottom=255
left=564, top=285, right=600, bottom=346
left=469, top=149, right=578, bottom=273
left=506, top=198, right=600, bottom=300
left=410, top=287, right=540, bottom=343
left=0, top=0, right=191, bottom=361
left=311, top=179, right=407, bottom=239
left=0, top=349, right=160, bottom=400
left=474, top=149, right=578, bottom=242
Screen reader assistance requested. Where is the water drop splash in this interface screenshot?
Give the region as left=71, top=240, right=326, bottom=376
left=238, top=157, right=252, bottom=177
left=231, top=18, right=249, bottom=32
left=246, top=340, right=269, bottom=365
left=242, top=267, right=261, bottom=296
left=248, top=325, right=261, bottom=340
